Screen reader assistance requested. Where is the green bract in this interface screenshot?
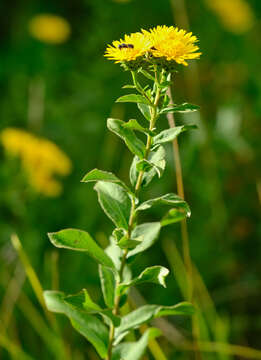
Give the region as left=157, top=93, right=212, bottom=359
left=45, top=59, right=199, bottom=359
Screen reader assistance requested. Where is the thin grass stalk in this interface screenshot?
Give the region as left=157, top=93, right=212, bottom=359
left=17, top=292, right=68, bottom=359
left=0, top=333, right=34, bottom=360
left=10, top=233, right=55, bottom=326
left=166, top=88, right=193, bottom=302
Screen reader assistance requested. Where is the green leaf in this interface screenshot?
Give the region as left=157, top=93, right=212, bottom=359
left=127, top=222, right=161, bottom=260
left=115, top=302, right=195, bottom=343
left=153, top=125, right=197, bottom=146
left=122, top=119, right=154, bottom=136
left=117, top=236, right=142, bottom=250
left=136, top=159, right=153, bottom=173
left=130, top=146, right=165, bottom=188
left=161, top=207, right=188, bottom=226
left=112, top=228, right=126, bottom=242
left=158, top=80, right=172, bottom=89
left=81, top=169, right=121, bottom=184
left=107, top=118, right=146, bottom=159
left=160, top=103, right=200, bottom=114
left=137, top=103, right=151, bottom=121
left=64, top=289, right=101, bottom=312
left=163, top=94, right=170, bottom=107
left=118, top=266, right=169, bottom=295
left=112, top=328, right=161, bottom=360
left=156, top=302, right=195, bottom=317
left=113, top=228, right=141, bottom=250
left=122, top=84, right=136, bottom=89
left=116, top=94, right=150, bottom=105
left=136, top=193, right=191, bottom=217
left=99, top=265, right=116, bottom=309
left=81, top=169, right=132, bottom=195
left=142, top=146, right=166, bottom=186
left=129, top=156, right=140, bottom=187
left=105, top=240, right=123, bottom=271
left=48, top=229, right=114, bottom=269
left=44, top=291, right=109, bottom=358
left=139, top=69, right=155, bottom=81
left=136, top=158, right=164, bottom=178
left=94, top=181, right=131, bottom=230
left=64, top=289, right=120, bottom=327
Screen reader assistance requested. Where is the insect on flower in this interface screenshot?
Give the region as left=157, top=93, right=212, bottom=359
left=118, top=43, right=134, bottom=49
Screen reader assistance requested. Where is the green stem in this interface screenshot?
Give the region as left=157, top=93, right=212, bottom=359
left=131, top=71, right=153, bottom=106
left=106, top=70, right=161, bottom=360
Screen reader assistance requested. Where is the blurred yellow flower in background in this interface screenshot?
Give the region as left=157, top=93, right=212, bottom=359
left=144, top=25, right=201, bottom=66
left=205, top=0, right=255, bottom=34
left=28, top=14, right=71, bottom=44
left=1, top=128, right=72, bottom=197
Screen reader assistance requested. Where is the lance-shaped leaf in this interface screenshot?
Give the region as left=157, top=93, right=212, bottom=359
left=160, top=103, right=200, bottom=114
left=127, top=222, right=161, bottom=261
left=130, top=146, right=165, bottom=188
left=114, top=302, right=195, bottom=343
left=112, top=328, right=161, bottom=360
left=139, top=69, right=155, bottom=81
left=122, top=84, right=136, bottom=89
left=137, top=103, right=151, bottom=121
left=64, top=289, right=101, bottom=312
left=105, top=239, right=123, bottom=271
left=153, top=125, right=197, bottom=146
left=99, top=265, right=116, bottom=309
left=122, top=119, right=154, bottom=136
left=117, top=236, right=142, bottom=250
left=81, top=169, right=121, bottom=183
left=81, top=169, right=132, bottom=195
left=116, top=94, right=150, bottom=105
left=107, top=118, right=146, bottom=159
left=44, top=291, right=109, bottom=358
left=48, top=229, right=114, bottom=269
left=117, top=266, right=169, bottom=295
left=136, top=193, right=191, bottom=217
left=64, top=288, right=120, bottom=327
left=94, top=181, right=131, bottom=230
left=161, top=207, right=189, bottom=226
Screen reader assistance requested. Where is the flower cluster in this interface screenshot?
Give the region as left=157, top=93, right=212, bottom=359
left=105, top=25, right=201, bottom=69
left=1, top=128, right=72, bottom=197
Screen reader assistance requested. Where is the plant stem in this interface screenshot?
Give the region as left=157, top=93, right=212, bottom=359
left=106, top=71, right=161, bottom=360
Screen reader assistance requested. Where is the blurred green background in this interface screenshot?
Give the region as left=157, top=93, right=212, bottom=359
left=0, top=0, right=260, bottom=359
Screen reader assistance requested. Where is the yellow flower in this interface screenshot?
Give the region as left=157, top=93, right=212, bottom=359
left=1, top=128, right=72, bottom=197
left=144, top=25, right=201, bottom=66
left=104, top=32, right=152, bottom=63
left=28, top=14, right=71, bottom=44
left=205, top=0, right=255, bottom=34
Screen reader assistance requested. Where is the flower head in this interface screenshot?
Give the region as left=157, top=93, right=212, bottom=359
left=29, top=14, right=71, bottom=44
left=143, top=25, right=201, bottom=66
left=1, top=128, right=72, bottom=197
left=104, top=32, right=152, bottom=63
